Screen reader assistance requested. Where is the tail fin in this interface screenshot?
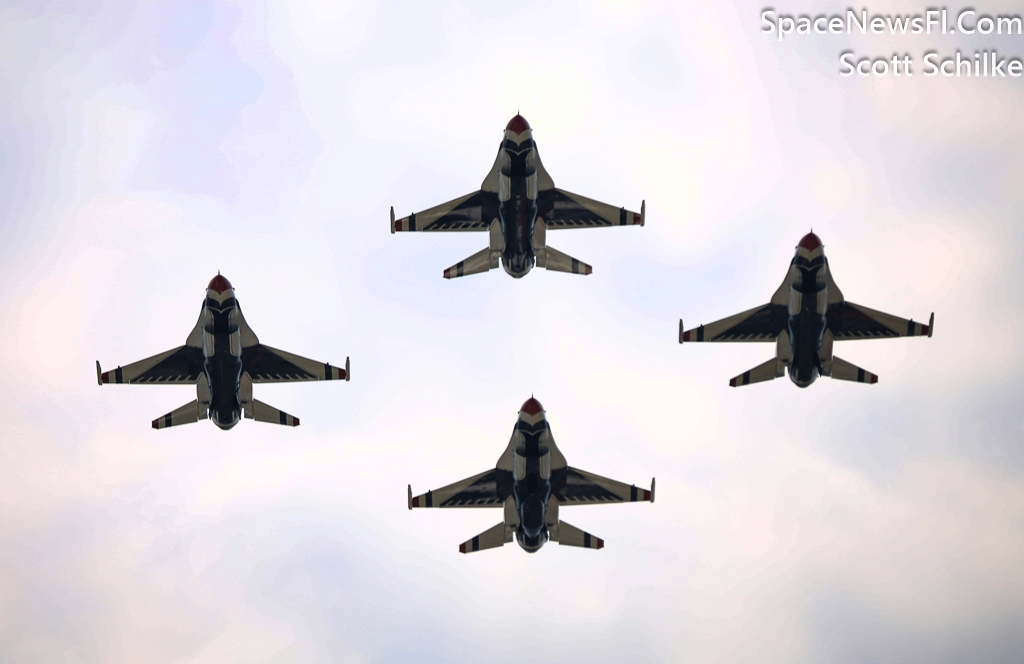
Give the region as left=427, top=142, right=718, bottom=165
left=828, top=356, right=878, bottom=384
left=443, top=247, right=498, bottom=279
left=249, top=399, right=300, bottom=426
left=459, top=521, right=512, bottom=554
left=540, top=246, right=592, bottom=275
left=550, top=520, right=603, bottom=549
left=152, top=400, right=206, bottom=429
left=729, top=358, right=784, bottom=387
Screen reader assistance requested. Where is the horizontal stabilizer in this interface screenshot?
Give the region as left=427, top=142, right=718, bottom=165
left=551, top=520, right=603, bottom=549
left=443, top=247, right=496, bottom=279
left=251, top=399, right=300, bottom=426
left=459, top=521, right=511, bottom=554
left=829, top=356, right=878, bottom=384
left=543, top=246, right=592, bottom=275
left=729, top=358, right=783, bottom=387
left=152, top=400, right=205, bottom=429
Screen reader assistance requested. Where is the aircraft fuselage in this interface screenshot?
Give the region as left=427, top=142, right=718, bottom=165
left=786, top=254, right=829, bottom=388
left=510, top=415, right=554, bottom=552
left=202, top=293, right=243, bottom=429
left=497, top=136, right=540, bottom=278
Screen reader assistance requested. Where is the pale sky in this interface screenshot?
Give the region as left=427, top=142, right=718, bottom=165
left=2, top=1, right=1023, bottom=662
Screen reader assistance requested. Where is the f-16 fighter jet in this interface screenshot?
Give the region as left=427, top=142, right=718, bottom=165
left=679, top=232, right=933, bottom=388
left=96, top=274, right=349, bottom=430
left=408, top=397, right=654, bottom=554
left=390, top=114, right=645, bottom=279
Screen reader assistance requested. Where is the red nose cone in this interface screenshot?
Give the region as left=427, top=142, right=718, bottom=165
left=208, top=274, right=232, bottom=294
left=520, top=397, right=544, bottom=416
left=798, top=232, right=822, bottom=251
left=506, top=114, right=530, bottom=134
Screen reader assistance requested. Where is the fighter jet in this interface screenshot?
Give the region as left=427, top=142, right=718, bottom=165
left=390, top=114, right=645, bottom=279
left=96, top=274, right=349, bottom=429
left=408, top=397, right=654, bottom=554
left=679, top=232, right=933, bottom=388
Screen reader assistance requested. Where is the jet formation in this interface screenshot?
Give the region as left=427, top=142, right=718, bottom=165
left=97, top=275, right=349, bottom=430
left=93, top=117, right=936, bottom=557
left=679, top=232, right=933, bottom=388
left=409, top=398, right=654, bottom=554
left=391, top=114, right=644, bottom=279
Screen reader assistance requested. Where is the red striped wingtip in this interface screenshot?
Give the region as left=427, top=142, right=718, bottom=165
left=443, top=268, right=452, bottom=279
left=151, top=419, right=159, bottom=429
left=101, top=373, right=109, bottom=384
left=921, top=325, right=930, bottom=336
left=870, top=375, right=878, bottom=384
left=412, top=496, right=420, bottom=508
left=729, top=377, right=738, bottom=387
left=595, top=538, right=604, bottom=549
left=583, top=265, right=592, bottom=275
left=293, top=416, right=300, bottom=426
left=459, top=542, right=467, bottom=553
left=682, top=330, right=691, bottom=342
left=395, top=219, right=403, bottom=232
left=633, top=212, right=642, bottom=224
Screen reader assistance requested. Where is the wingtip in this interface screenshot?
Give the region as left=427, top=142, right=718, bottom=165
left=293, top=416, right=300, bottom=426
left=678, top=320, right=683, bottom=344
left=459, top=542, right=468, bottom=554
left=595, top=537, right=604, bottom=550
left=408, top=485, right=412, bottom=510
left=870, top=375, right=878, bottom=384
left=390, top=206, right=395, bottom=234
left=151, top=419, right=159, bottom=429
left=443, top=268, right=452, bottom=279
left=96, top=360, right=102, bottom=386
left=640, top=199, right=646, bottom=227
left=928, top=312, right=934, bottom=338
left=729, top=377, right=738, bottom=387
left=345, top=356, right=350, bottom=382
left=584, top=264, right=592, bottom=275
left=651, top=477, right=656, bottom=503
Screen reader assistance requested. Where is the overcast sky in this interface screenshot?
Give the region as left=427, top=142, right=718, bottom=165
left=2, top=1, right=1023, bottom=662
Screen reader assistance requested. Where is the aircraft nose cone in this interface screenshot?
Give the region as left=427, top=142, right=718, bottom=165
left=520, top=397, right=544, bottom=415
left=208, top=274, right=232, bottom=293
left=506, top=114, right=530, bottom=134
left=798, top=231, right=822, bottom=251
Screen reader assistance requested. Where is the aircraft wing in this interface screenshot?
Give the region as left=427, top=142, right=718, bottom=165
left=391, top=191, right=496, bottom=233
left=539, top=188, right=644, bottom=230
left=680, top=304, right=786, bottom=343
left=242, top=345, right=348, bottom=383
left=827, top=302, right=933, bottom=340
left=554, top=467, right=654, bottom=506
left=97, top=346, right=204, bottom=385
left=409, top=469, right=511, bottom=508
